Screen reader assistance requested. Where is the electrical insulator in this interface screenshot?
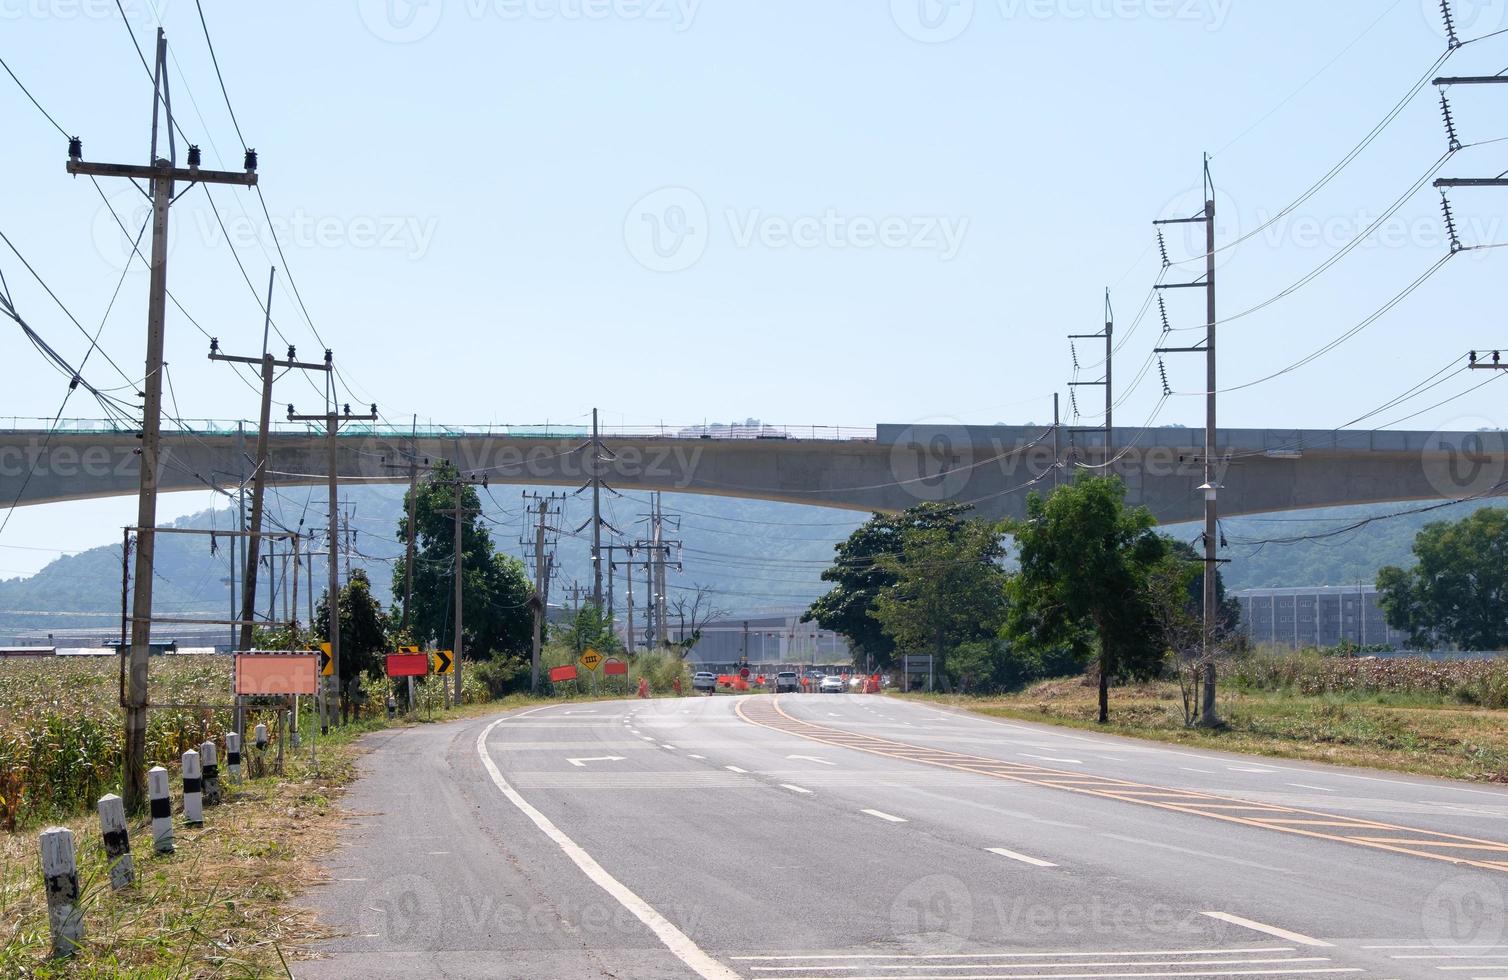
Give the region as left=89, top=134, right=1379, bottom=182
left=243, top=148, right=258, bottom=172
left=343, top=403, right=352, bottom=416
left=187, top=144, right=202, bottom=168
left=1496, top=351, right=1503, bottom=365
left=68, top=136, right=82, bottom=161
left=209, top=337, right=219, bottom=353
left=287, top=345, right=296, bottom=361
left=287, top=404, right=296, bottom=420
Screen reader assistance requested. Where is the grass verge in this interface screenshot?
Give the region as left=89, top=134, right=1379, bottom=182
left=904, top=677, right=1508, bottom=783
left=0, top=692, right=623, bottom=978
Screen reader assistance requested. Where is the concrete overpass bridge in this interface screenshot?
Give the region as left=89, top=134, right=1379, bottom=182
left=1, top=419, right=1503, bottom=523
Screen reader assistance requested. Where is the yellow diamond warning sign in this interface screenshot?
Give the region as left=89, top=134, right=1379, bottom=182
left=578, top=648, right=604, bottom=672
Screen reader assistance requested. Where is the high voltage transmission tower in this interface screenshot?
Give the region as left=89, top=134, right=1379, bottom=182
left=1154, top=154, right=1223, bottom=729
left=64, top=27, right=259, bottom=812
left=522, top=491, right=565, bottom=691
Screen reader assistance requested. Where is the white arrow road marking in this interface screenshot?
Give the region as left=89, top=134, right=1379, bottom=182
left=786, top=755, right=836, bottom=766
left=479, top=714, right=740, bottom=980
left=566, top=756, right=626, bottom=767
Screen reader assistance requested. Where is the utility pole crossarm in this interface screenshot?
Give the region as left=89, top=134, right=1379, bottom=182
left=1434, top=178, right=1508, bottom=187
left=67, top=159, right=257, bottom=185
left=1434, top=76, right=1508, bottom=85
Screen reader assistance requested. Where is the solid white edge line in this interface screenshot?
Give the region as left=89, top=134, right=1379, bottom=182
left=1198, top=911, right=1332, bottom=947
left=985, top=846, right=1057, bottom=868
left=860, top=808, right=907, bottom=823
left=477, top=712, right=740, bottom=980
left=730, top=949, right=1297, bottom=960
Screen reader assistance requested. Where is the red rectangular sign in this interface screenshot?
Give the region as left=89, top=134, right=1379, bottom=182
left=235, top=653, right=319, bottom=695
left=602, top=659, right=627, bottom=676
left=549, top=665, right=579, bottom=683
left=386, top=653, right=430, bottom=678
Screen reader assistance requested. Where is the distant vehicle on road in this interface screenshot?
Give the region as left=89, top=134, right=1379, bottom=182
left=819, top=675, right=845, bottom=693
left=691, top=671, right=717, bottom=693
left=775, top=671, right=799, bottom=693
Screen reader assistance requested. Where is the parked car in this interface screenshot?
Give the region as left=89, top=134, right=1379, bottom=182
left=819, top=675, right=846, bottom=693
left=692, top=671, right=717, bottom=693
left=775, top=670, right=799, bottom=693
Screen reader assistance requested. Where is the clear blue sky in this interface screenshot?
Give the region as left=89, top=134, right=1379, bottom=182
left=4, top=0, right=1508, bottom=576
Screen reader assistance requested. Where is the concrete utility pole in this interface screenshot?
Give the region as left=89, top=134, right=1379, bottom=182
left=522, top=491, right=563, bottom=691
left=65, top=27, right=258, bottom=812
left=591, top=409, right=603, bottom=608
left=208, top=297, right=330, bottom=652
left=1155, top=154, right=1221, bottom=727
left=435, top=467, right=487, bottom=706
left=289, top=400, right=378, bottom=731
left=1052, top=393, right=1061, bottom=490
left=1068, top=289, right=1114, bottom=470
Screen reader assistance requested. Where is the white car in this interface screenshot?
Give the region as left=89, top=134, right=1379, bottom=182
left=819, top=675, right=846, bottom=694
left=691, top=671, right=717, bottom=693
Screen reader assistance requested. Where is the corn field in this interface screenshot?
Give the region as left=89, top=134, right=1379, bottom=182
left=0, top=657, right=235, bottom=831
left=1228, top=653, right=1508, bottom=708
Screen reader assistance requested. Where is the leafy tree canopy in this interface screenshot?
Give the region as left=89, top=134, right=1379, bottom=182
left=1377, top=507, right=1508, bottom=650
left=802, top=502, right=976, bottom=668
left=393, top=461, right=533, bottom=661
left=1005, top=476, right=1171, bottom=721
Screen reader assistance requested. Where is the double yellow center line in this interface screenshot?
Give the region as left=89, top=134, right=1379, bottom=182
left=735, top=697, right=1508, bottom=873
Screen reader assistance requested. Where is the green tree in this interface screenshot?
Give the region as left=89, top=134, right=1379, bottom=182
left=871, top=519, right=1009, bottom=683
left=393, top=462, right=533, bottom=661
left=1377, top=507, right=1508, bottom=650
left=561, top=604, right=623, bottom=656
left=1005, top=476, right=1171, bottom=723
left=315, top=569, right=391, bottom=720
left=803, top=502, right=975, bottom=668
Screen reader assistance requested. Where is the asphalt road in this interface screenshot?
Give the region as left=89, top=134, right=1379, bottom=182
left=297, top=694, right=1508, bottom=980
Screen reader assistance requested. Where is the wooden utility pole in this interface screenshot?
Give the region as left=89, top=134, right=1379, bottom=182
left=289, top=401, right=378, bottom=730
left=65, top=28, right=258, bottom=812
left=1155, top=155, right=1221, bottom=728
left=209, top=315, right=329, bottom=651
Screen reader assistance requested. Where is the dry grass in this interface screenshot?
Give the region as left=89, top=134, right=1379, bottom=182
left=0, top=691, right=617, bottom=977
left=909, top=674, right=1508, bottom=782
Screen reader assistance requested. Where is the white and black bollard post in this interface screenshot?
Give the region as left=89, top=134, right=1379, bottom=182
left=96, top=794, right=133, bottom=890
left=40, top=826, right=84, bottom=957
left=198, top=741, right=220, bottom=806
left=181, top=749, right=203, bottom=826
left=148, top=766, right=174, bottom=853
left=224, top=730, right=242, bottom=784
